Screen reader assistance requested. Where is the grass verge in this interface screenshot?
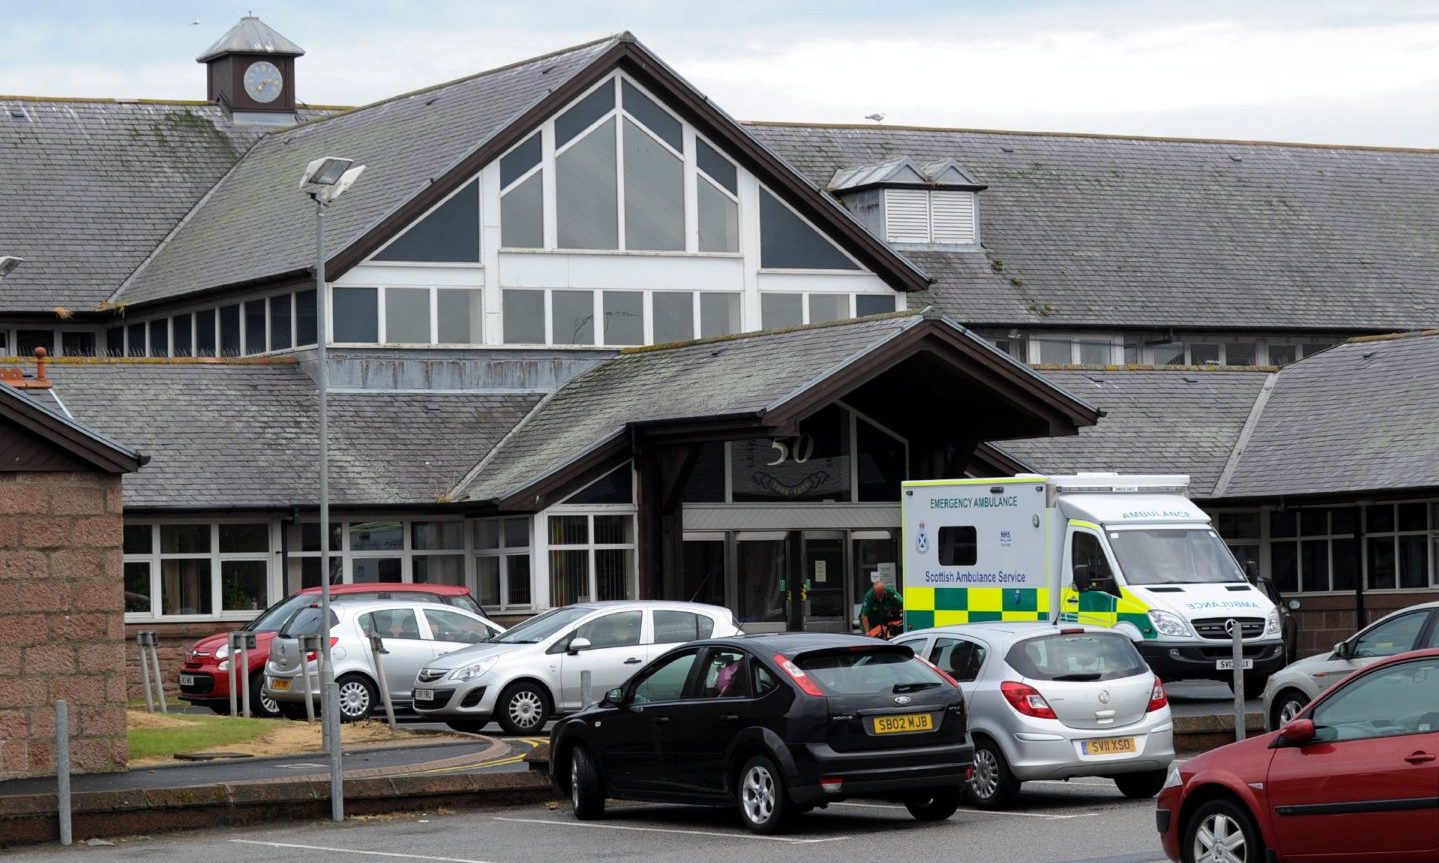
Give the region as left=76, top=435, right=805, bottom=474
left=127, top=712, right=275, bottom=762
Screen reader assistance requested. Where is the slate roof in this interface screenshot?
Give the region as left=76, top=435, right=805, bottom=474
left=1219, top=332, right=1439, bottom=498
left=38, top=360, right=539, bottom=509
left=455, top=314, right=930, bottom=504
left=114, top=37, right=621, bottom=307
left=748, top=123, right=1439, bottom=332
left=0, top=380, right=144, bottom=472
left=998, top=367, right=1271, bottom=498
left=0, top=100, right=271, bottom=312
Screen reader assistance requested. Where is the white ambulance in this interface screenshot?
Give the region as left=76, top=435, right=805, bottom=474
left=901, top=474, right=1285, bottom=687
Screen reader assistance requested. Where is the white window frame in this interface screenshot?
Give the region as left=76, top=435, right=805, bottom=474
left=122, top=520, right=276, bottom=623
left=544, top=507, right=638, bottom=605
left=472, top=516, right=535, bottom=611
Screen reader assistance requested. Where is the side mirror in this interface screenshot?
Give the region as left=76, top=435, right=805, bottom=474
left=1278, top=718, right=1315, bottom=746
left=1072, top=564, right=1093, bottom=593
left=1334, top=640, right=1353, bottom=660
left=567, top=636, right=592, bottom=655
left=1244, top=560, right=1260, bottom=583
left=601, top=687, right=625, bottom=707
left=1287, top=599, right=1301, bottom=611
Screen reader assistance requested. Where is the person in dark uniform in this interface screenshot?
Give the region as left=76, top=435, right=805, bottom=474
left=860, top=573, right=905, bottom=638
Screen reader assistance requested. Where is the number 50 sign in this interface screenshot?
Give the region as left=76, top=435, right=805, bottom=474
left=767, top=433, right=816, bottom=466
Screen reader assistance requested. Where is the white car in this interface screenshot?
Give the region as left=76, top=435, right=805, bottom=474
left=1261, top=599, right=1439, bottom=729
left=896, top=622, right=1174, bottom=808
left=412, top=600, right=740, bottom=734
left=264, top=598, right=504, bottom=721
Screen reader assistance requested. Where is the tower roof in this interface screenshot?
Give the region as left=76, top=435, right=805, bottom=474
left=196, top=16, right=304, bottom=63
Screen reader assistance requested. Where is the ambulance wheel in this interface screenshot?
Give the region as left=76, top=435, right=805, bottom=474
left=1114, top=769, right=1167, bottom=799
left=905, top=786, right=962, bottom=820
left=966, top=737, right=1019, bottom=809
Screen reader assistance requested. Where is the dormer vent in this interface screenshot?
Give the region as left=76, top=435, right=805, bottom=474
left=830, top=157, right=986, bottom=247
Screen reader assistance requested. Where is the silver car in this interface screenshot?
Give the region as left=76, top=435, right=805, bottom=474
left=1262, top=599, right=1439, bottom=730
left=896, top=623, right=1174, bottom=808
left=264, top=598, right=504, bottom=721
left=412, top=600, right=740, bottom=735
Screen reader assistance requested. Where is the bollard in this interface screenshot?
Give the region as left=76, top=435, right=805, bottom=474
left=228, top=631, right=241, bottom=718
left=368, top=634, right=397, bottom=731
left=325, top=679, right=344, bottom=822
left=580, top=669, right=593, bottom=709
left=55, top=699, right=71, bottom=846
left=241, top=633, right=256, bottom=718
left=137, top=633, right=155, bottom=714
left=1229, top=618, right=1246, bottom=741
left=299, top=635, right=317, bottom=725
left=146, top=632, right=168, bottom=714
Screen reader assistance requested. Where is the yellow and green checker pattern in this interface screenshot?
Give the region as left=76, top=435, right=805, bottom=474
left=1058, top=586, right=1157, bottom=639
left=904, top=587, right=1050, bottom=631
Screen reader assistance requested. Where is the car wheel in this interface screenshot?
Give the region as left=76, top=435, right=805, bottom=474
left=569, top=745, right=605, bottom=820
left=335, top=674, right=377, bottom=722
left=496, top=682, right=550, bottom=735
left=249, top=672, right=281, bottom=718
left=905, top=786, right=962, bottom=821
left=1113, top=769, right=1167, bottom=799
left=736, top=755, right=790, bottom=835
left=445, top=720, right=489, bottom=734
left=1183, top=798, right=1264, bottom=863
left=1271, top=689, right=1309, bottom=729
left=966, top=737, right=1019, bottom=809
left=276, top=701, right=310, bottom=721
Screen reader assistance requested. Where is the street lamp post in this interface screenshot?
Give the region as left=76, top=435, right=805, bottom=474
left=300, top=156, right=365, bottom=823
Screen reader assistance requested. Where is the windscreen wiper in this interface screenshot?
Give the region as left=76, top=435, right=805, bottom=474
left=893, top=682, right=943, bottom=693
left=1050, top=673, right=1103, bottom=682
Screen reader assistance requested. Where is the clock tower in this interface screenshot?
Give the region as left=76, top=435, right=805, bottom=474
left=197, top=16, right=304, bottom=121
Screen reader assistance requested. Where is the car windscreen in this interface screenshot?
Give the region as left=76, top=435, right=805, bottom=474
left=247, top=594, right=311, bottom=633
left=1107, top=528, right=1245, bottom=585
left=492, top=605, right=592, bottom=644
left=278, top=606, right=339, bottom=638
left=794, top=649, right=945, bottom=694
left=1006, top=632, right=1148, bottom=682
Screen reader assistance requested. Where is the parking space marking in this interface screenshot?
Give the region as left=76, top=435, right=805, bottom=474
left=830, top=801, right=1099, bottom=820
left=492, top=816, right=849, bottom=844
left=231, top=839, right=500, bottom=862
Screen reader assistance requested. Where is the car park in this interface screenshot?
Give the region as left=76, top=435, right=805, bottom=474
left=1158, top=648, right=1439, bottom=863
left=549, top=632, right=974, bottom=834
left=264, top=598, right=503, bottom=721
left=895, top=622, right=1174, bottom=808
left=177, top=583, right=486, bottom=717
left=413, top=600, right=740, bottom=734
left=1261, top=599, right=1439, bottom=730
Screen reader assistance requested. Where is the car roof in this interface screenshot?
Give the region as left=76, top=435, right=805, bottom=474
left=300, top=597, right=483, bottom=616
left=559, top=600, right=732, bottom=614
left=710, top=632, right=906, bottom=653
left=298, top=583, right=470, bottom=596
left=1354, top=647, right=1439, bottom=674
left=903, top=622, right=1119, bottom=642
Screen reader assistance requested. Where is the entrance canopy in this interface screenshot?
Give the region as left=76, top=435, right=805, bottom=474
left=453, top=309, right=1100, bottom=511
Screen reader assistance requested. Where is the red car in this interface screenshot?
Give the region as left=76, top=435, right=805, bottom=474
left=1158, top=648, right=1439, bottom=863
left=177, top=584, right=485, bottom=716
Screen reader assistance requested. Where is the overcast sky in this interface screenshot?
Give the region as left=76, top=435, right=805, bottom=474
left=7, top=0, right=1439, bottom=147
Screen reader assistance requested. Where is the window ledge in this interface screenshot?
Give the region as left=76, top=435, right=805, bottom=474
left=500, top=247, right=742, bottom=259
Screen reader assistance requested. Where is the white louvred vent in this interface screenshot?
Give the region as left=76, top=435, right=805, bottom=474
left=884, top=189, right=931, bottom=244
left=930, top=191, right=976, bottom=244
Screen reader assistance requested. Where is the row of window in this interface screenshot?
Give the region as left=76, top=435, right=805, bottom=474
left=988, top=333, right=1338, bottom=367
left=105, top=290, right=317, bottom=358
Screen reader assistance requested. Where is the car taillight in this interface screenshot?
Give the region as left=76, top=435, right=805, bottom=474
left=773, top=653, right=825, bottom=697
left=1000, top=681, right=1056, bottom=719
left=1146, top=678, right=1168, bottom=712
left=915, top=656, right=961, bottom=689
left=305, top=637, right=340, bottom=662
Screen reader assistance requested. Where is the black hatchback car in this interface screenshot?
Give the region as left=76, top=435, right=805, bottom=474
left=549, top=633, right=974, bottom=833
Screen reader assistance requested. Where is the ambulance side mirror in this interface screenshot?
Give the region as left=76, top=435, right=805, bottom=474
left=1244, top=560, right=1260, bottom=583
left=1073, top=563, right=1094, bottom=592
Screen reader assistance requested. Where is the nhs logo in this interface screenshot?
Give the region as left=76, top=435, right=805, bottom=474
left=999, top=529, right=1013, bottom=548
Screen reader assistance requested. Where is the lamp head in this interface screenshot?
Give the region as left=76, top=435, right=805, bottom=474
left=0, top=256, right=24, bottom=278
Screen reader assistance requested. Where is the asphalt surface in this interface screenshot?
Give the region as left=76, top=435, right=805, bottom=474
left=1162, top=680, right=1261, bottom=718
left=1, top=778, right=1168, bottom=863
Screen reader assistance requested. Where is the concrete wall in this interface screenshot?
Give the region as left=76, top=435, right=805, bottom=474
left=0, top=471, right=128, bottom=780
left=1291, top=589, right=1439, bottom=657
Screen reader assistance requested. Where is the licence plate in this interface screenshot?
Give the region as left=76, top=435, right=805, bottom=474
left=1216, top=659, right=1254, bottom=670
left=178, top=674, right=197, bottom=687
left=872, top=713, right=933, bottom=734
left=271, top=677, right=291, bottom=691
left=1082, top=736, right=1136, bottom=756
left=414, top=688, right=434, bottom=700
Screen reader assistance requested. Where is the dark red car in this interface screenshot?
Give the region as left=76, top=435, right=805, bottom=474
left=1157, top=648, right=1439, bottom=863
left=177, top=584, right=484, bottom=716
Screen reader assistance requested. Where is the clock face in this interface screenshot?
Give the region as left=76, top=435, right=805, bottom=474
left=243, top=61, right=283, bottom=104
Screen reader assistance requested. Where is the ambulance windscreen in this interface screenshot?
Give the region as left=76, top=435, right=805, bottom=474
left=1107, top=528, right=1245, bottom=586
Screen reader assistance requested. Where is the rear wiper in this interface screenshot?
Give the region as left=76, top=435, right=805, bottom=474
left=1050, top=673, right=1102, bottom=682
left=893, top=682, right=942, bottom=693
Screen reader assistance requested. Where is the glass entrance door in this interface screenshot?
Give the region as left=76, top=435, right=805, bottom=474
left=852, top=530, right=900, bottom=633
left=735, top=532, right=788, bottom=633
left=803, top=532, right=847, bottom=632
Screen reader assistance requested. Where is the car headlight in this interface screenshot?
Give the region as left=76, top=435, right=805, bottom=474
left=447, top=656, right=499, bottom=682
left=1162, top=765, right=1183, bottom=791
left=215, top=645, right=230, bottom=661
left=1148, top=609, right=1194, bottom=638
left=1265, top=608, right=1281, bottom=635
left=218, top=660, right=230, bottom=672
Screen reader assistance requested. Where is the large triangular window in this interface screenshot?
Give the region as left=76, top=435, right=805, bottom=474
left=373, top=180, right=480, bottom=263
left=759, top=189, right=859, bottom=270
